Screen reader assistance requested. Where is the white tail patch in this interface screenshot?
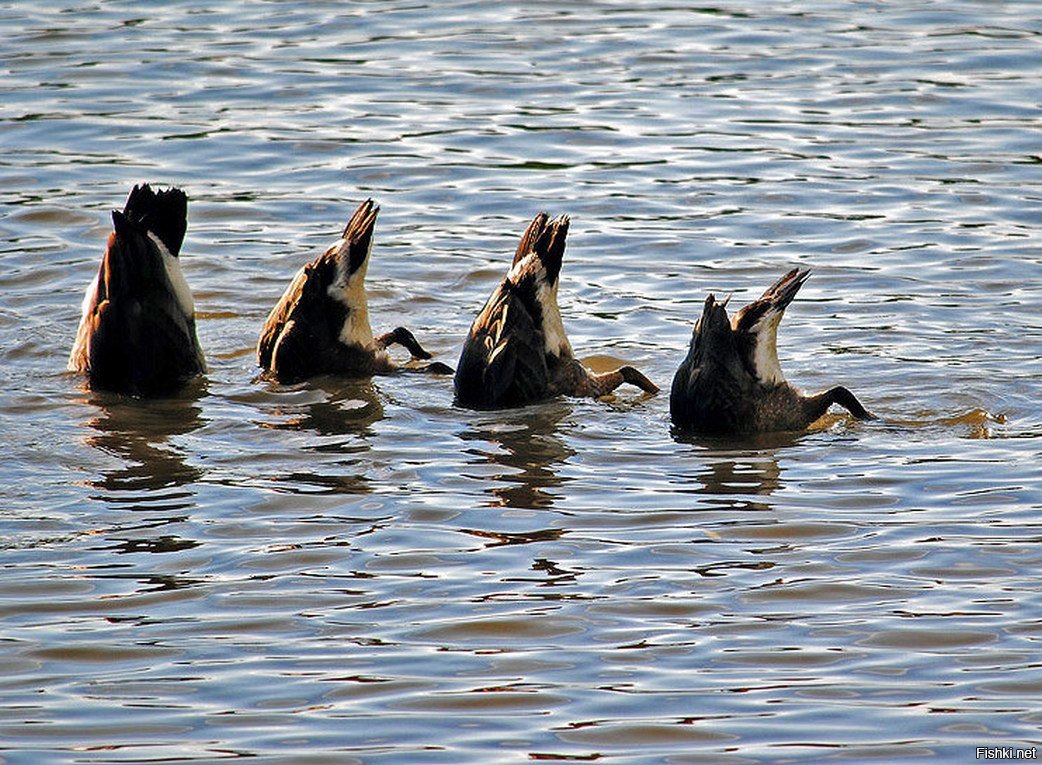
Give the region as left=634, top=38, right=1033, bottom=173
left=509, top=253, right=572, bottom=358
left=68, top=273, right=100, bottom=371
left=741, top=309, right=786, bottom=385
left=327, top=239, right=374, bottom=348
left=149, top=231, right=196, bottom=318
left=536, top=277, right=572, bottom=358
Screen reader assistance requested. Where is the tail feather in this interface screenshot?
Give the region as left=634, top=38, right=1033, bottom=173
left=532, top=214, right=569, bottom=285
left=340, top=199, right=380, bottom=275
left=122, top=183, right=188, bottom=256
left=513, top=211, right=550, bottom=267
left=760, top=268, right=810, bottom=310
left=729, top=269, right=811, bottom=385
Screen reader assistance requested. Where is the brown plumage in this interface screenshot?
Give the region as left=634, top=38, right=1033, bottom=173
left=257, top=199, right=450, bottom=383
left=69, top=184, right=205, bottom=397
left=670, top=268, right=875, bottom=434
left=454, top=212, right=658, bottom=409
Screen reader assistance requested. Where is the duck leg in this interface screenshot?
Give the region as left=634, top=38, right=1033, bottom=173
left=563, top=361, right=660, bottom=398
left=805, top=385, right=877, bottom=422
left=374, top=326, right=453, bottom=375
left=406, top=361, right=455, bottom=375
left=616, top=366, right=660, bottom=394
left=374, top=326, right=433, bottom=360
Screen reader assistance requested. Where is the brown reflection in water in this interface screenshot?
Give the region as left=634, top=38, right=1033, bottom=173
left=461, top=527, right=565, bottom=547
left=459, top=528, right=576, bottom=586
left=263, top=377, right=384, bottom=440
left=105, top=535, right=198, bottom=555
left=82, top=378, right=207, bottom=498
left=78, top=381, right=206, bottom=565
left=671, top=428, right=808, bottom=510
left=459, top=401, right=575, bottom=509
left=259, top=377, right=383, bottom=495
left=890, top=407, right=1006, bottom=439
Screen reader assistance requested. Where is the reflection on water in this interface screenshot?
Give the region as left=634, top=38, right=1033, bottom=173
left=890, top=407, right=1007, bottom=440
left=458, top=401, right=574, bottom=509
left=672, top=428, right=803, bottom=510
left=696, top=454, right=782, bottom=509
left=462, top=527, right=565, bottom=548
left=81, top=380, right=207, bottom=500
left=259, top=376, right=385, bottom=440
left=254, top=377, right=384, bottom=495
left=71, top=385, right=207, bottom=590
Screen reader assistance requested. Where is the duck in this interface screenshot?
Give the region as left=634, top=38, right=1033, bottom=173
left=258, top=199, right=451, bottom=383
left=454, top=212, right=659, bottom=409
left=670, top=268, right=875, bottom=434
left=69, top=183, right=206, bottom=397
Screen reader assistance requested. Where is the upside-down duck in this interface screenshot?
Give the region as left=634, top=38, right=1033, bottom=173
left=454, top=212, right=659, bottom=409
left=670, top=268, right=875, bottom=434
left=69, top=183, right=206, bottom=397
left=258, top=199, right=450, bottom=383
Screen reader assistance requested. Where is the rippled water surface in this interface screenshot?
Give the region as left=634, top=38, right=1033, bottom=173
left=2, top=1, right=1042, bottom=762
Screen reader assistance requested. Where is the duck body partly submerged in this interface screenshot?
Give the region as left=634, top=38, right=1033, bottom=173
left=258, top=199, right=449, bottom=384
left=69, top=183, right=205, bottom=397
left=670, top=269, right=874, bottom=434
left=454, top=213, right=658, bottom=409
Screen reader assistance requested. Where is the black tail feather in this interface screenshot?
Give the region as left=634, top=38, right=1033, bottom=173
left=122, top=183, right=188, bottom=256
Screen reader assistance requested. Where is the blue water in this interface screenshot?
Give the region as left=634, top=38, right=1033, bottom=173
left=2, top=1, right=1041, bottom=763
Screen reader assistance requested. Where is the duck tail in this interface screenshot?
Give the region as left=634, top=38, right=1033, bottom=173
left=513, top=211, right=550, bottom=267
left=732, top=268, right=810, bottom=335
left=533, top=214, right=569, bottom=285
left=761, top=268, right=811, bottom=311
left=340, top=198, right=380, bottom=274
left=122, top=183, right=188, bottom=256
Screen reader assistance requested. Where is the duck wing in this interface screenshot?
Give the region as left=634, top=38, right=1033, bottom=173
left=455, top=280, right=549, bottom=408
left=671, top=293, right=754, bottom=432
left=257, top=253, right=346, bottom=382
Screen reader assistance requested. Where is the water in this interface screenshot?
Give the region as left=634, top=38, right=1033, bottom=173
left=2, top=1, right=1041, bottom=762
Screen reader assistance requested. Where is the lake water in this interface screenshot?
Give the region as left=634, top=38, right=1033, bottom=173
left=2, top=1, right=1041, bottom=763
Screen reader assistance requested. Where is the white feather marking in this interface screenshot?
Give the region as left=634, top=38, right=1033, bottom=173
left=508, top=253, right=573, bottom=359
left=493, top=303, right=508, bottom=345
left=68, top=273, right=99, bottom=371
left=747, top=309, right=785, bottom=385
left=80, top=272, right=99, bottom=320
left=326, top=239, right=374, bottom=348
left=537, top=278, right=572, bottom=358
left=149, top=231, right=195, bottom=317
left=271, top=318, right=296, bottom=364
left=505, top=255, right=528, bottom=283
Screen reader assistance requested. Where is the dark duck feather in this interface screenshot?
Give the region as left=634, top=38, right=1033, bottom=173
left=454, top=212, right=659, bottom=409
left=670, top=268, right=875, bottom=434
left=69, top=183, right=205, bottom=397
left=257, top=199, right=449, bottom=383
